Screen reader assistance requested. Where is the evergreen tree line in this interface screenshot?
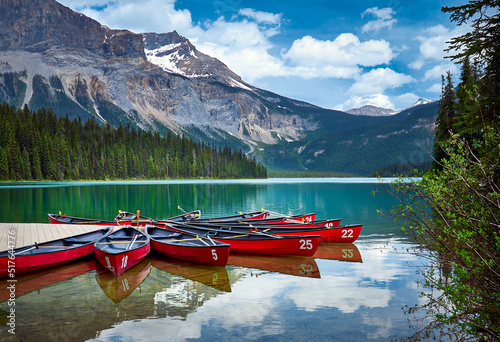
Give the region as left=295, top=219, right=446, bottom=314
left=0, top=103, right=267, bottom=181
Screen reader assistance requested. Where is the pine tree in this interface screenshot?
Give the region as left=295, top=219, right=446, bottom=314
left=21, top=148, right=32, bottom=179
left=433, top=71, right=456, bottom=169
left=31, top=146, right=42, bottom=180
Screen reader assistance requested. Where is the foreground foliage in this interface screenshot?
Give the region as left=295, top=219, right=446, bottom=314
left=382, top=132, right=499, bottom=340
left=0, top=103, right=267, bottom=180
left=379, top=0, right=500, bottom=339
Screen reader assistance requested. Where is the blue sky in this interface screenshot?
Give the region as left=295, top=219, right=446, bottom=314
left=58, top=0, right=467, bottom=110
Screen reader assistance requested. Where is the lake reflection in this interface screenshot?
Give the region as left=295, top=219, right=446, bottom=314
left=0, top=179, right=431, bottom=341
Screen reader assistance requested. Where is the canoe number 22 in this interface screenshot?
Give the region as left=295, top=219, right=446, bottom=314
left=342, top=229, right=353, bottom=238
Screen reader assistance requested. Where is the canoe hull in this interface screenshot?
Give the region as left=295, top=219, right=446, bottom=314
left=0, top=245, right=94, bottom=278
left=95, top=244, right=150, bottom=277
left=213, top=235, right=321, bottom=256
left=48, top=213, right=118, bottom=225
left=0, top=228, right=113, bottom=278
left=269, top=224, right=362, bottom=243
left=94, top=227, right=151, bottom=276
left=163, top=223, right=321, bottom=256
left=48, top=212, right=153, bottom=226
left=150, top=240, right=229, bottom=267
left=183, top=222, right=361, bottom=243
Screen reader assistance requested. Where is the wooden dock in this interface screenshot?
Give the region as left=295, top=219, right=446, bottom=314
left=0, top=223, right=108, bottom=251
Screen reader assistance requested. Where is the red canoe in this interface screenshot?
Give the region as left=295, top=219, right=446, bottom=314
left=241, top=213, right=317, bottom=224
left=197, top=218, right=341, bottom=229
left=257, top=223, right=362, bottom=243
left=162, top=222, right=321, bottom=256
left=145, top=226, right=230, bottom=267
left=47, top=211, right=154, bottom=226
left=188, top=210, right=269, bottom=223
left=179, top=221, right=361, bottom=243
left=94, top=227, right=151, bottom=276
left=0, top=227, right=113, bottom=278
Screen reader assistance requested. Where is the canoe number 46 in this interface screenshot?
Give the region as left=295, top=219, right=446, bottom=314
left=300, top=239, right=313, bottom=249
left=342, top=229, right=353, bottom=238
left=211, top=249, right=218, bottom=260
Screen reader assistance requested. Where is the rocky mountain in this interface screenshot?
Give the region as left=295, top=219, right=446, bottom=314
left=0, top=0, right=438, bottom=175
left=346, top=105, right=397, bottom=117
left=346, top=98, right=434, bottom=116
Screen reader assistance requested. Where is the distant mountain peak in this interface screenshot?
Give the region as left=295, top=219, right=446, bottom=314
left=142, top=31, right=252, bottom=91
left=410, top=98, right=433, bottom=107
left=346, top=98, right=436, bottom=116
left=345, top=105, right=397, bottom=117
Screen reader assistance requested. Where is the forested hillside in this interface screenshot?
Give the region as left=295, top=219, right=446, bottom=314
left=0, top=103, right=267, bottom=181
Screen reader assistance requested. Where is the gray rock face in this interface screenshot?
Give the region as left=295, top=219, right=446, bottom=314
left=0, top=0, right=315, bottom=148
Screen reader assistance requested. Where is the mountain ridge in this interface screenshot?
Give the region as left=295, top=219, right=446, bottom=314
left=0, top=0, right=438, bottom=175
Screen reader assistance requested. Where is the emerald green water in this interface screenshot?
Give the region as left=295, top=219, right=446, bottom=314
left=0, top=179, right=434, bottom=341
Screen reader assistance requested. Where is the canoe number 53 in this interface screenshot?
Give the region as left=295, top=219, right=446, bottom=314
left=300, top=239, right=313, bottom=249
left=211, top=249, right=218, bottom=260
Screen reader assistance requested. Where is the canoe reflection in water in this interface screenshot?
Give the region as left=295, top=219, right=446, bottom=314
left=0, top=258, right=96, bottom=303
left=151, top=256, right=231, bottom=293
left=312, top=243, right=363, bottom=263
left=227, top=254, right=320, bottom=278
left=95, top=257, right=151, bottom=303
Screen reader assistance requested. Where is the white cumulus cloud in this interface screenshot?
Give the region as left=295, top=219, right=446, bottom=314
left=282, top=34, right=395, bottom=79
left=349, top=68, right=414, bottom=94
left=238, top=8, right=282, bottom=25
left=361, top=7, right=397, bottom=33
left=342, top=94, right=395, bottom=111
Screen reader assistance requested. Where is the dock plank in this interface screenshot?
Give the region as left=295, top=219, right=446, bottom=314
left=17, top=223, right=26, bottom=248
left=0, top=223, right=15, bottom=251
left=0, top=223, right=104, bottom=251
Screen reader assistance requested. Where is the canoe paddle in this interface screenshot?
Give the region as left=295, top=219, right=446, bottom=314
left=126, top=234, right=138, bottom=250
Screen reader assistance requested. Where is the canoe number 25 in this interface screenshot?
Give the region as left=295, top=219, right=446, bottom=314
left=211, top=249, right=218, bottom=260
left=300, top=239, right=313, bottom=249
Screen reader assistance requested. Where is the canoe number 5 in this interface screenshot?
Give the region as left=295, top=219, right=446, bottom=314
left=342, top=229, right=353, bottom=238
left=211, top=249, right=218, bottom=260
left=105, top=256, right=112, bottom=269
left=300, top=239, right=313, bottom=249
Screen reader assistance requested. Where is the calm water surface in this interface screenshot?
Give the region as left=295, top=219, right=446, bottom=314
left=0, top=179, right=431, bottom=341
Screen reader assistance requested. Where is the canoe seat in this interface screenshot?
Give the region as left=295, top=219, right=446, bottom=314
left=63, top=239, right=94, bottom=244
left=152, top=233, right=182, bottom=240
left=107, top=236, right=139, bottom=241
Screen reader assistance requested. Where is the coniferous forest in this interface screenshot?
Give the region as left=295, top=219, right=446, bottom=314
left=0, top=103, right=267, bottom=181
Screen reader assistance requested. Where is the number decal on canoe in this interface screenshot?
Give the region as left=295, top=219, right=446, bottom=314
left=300, top=239, right=313, bottom=249
left=105, top=256, right=112, bottom=269
left=325, top=222, right=334, bottom=228
left=211, top=249, right=218, bottom=260
left=300, top=264, right=313, bottom=275
left=342, top=229, right=353, bottom=238
left=121, top=255, right=128, bottom=269
left=342, top=249, right=354, bottom=259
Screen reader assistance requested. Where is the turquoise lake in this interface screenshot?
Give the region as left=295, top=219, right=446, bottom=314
left=0, top=178, right=435, bottom=341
